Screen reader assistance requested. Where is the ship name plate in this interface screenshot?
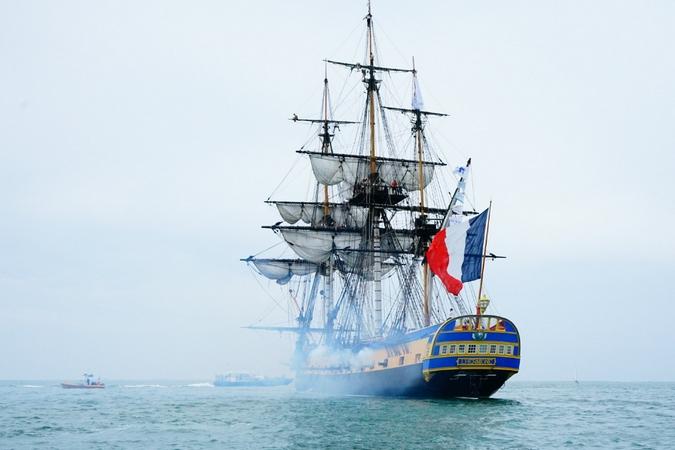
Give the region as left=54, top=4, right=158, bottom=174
left=456, top=357, right=496, bottom=366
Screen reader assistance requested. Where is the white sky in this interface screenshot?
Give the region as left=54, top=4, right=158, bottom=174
left=1, top=0, right=673, bottom=381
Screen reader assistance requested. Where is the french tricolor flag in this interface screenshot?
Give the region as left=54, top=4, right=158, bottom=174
left=425, top=208, right=489, bottom=295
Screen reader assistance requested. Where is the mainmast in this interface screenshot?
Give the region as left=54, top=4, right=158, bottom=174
left=366, top=3, right=377, bottom=177
left=320, top=67, right=332, bottom=219
left=365, top=3, right=383, bottom=335
left=320, top=69, right=333, bottom=330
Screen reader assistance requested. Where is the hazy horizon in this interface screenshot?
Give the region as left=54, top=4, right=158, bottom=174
left=1, top=0, right=673, bottom=382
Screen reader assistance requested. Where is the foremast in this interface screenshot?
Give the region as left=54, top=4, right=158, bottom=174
left=290, top=73, right=358, bottom=336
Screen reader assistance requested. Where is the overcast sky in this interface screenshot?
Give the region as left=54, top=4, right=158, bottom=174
left=1, top=0, right=673, bottom=381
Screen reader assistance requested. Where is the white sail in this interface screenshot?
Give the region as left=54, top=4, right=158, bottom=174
left=276, top=203, right=304, bottom=224
left=380, top=162, right=435, bottom=191
left=274, top=202, right=369, bottom=228
left=252, top=258, right=319, bottom=280
left=280, top=228, right=362, bottom=263
left=307, top=153, right=437, bottom=192
left=309, top=154, right=344, bottom=185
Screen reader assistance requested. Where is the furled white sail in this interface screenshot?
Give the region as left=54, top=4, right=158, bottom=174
left=279, top=228, right=362, bottom=263
left=308, top=155, right=344, bottom=185
left=247, top=258, right=320, bottom=285
left=252, top=259, right=319, bottom=280
left=274, top=202, right=369, bottom=228
left=276, top=203, right=304, bottom=224
left=307, top=154, right=437, bottom=192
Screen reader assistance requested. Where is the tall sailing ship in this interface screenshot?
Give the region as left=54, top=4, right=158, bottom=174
left=242, top=4, right=520, bottom=398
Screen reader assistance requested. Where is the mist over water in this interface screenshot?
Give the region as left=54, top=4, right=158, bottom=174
left=1, top=381, right=673, bottom=449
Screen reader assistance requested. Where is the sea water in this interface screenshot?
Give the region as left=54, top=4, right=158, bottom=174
left=0, top=381, right=672, bottom=449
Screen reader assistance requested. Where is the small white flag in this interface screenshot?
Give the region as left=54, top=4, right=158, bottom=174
left=411, top=76, right=424, bottom=110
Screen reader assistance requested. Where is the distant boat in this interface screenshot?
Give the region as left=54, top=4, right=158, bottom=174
left=61, top=373, right=105, bottom=389
left=213, top=372, right=292, bottom=387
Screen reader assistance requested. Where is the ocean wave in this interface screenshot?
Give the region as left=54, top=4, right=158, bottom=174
left=21, top=385, right=43, bottom=388
left=186, top=383, right=214, bottom=388
left=123, top=384, right=168, bottom=388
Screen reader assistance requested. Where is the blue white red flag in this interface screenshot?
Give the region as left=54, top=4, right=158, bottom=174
left=425, top=208, right=489, bottom=295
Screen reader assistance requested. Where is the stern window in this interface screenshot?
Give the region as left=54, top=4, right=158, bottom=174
left=468, top=344, right=476, bottom=354
left=490, top=345, right=497, bottom=354
left=440, top=345, right=447, bottom=355
left=449, top=345, right=456, bottom=354
left=479, top=345, right=487, bottom=354
left=458, top=344, right=465, bottom=354
left=506, top=346, right=513, bottom=355
left=499, top=345, right=505, bottom=354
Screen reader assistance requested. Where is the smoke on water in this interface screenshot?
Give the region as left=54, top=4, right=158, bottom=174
left=305, top=345, right=375, bottom=370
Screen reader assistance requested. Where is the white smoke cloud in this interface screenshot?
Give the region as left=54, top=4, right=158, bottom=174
left=306, top=345, right=375, bottom=370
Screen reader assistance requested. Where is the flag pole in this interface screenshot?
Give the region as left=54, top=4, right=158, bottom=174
left=476, top=201, right=492, bottom=319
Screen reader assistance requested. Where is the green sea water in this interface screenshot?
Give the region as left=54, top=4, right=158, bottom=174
left=1, top=381, right=672, bottom=449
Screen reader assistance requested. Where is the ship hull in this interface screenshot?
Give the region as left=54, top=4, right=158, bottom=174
left=296, top=363, right=514, bottom=398
left=297, top=315, right=520, bottom=399
left=61, top=383, right=105, bottom=389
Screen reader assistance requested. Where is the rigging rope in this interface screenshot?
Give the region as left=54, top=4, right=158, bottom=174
left=250, top=240, right=284, bottom=258
left=266, top=154, right=303, bottom=201
left=246, top=267, right=289, bottom=316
